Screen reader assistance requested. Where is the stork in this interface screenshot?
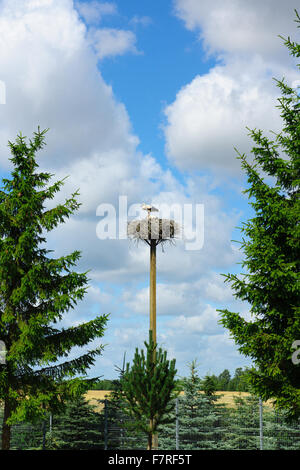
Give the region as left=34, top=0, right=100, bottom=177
left=142, top=203, right=159, bottom=218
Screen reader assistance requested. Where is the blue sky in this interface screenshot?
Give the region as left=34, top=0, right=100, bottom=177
left=0, top=0, right=299, bottom=380
left=94, top=0, right=217, bottom=168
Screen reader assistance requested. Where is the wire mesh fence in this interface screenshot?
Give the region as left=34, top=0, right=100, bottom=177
left=0, top=396, right=299, bottom=450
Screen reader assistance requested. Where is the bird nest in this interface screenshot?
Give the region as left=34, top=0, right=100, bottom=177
left=127, top=217, right=181, bottom=246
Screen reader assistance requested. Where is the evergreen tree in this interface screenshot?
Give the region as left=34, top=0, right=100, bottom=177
left=229, top=367, right=251, bottom=392
left=263, top=407, right=300, bottom=450
left=118, top=331, right=177, bottom=450
left=202, top=374, right=218, bottom=397
left=223, top=394, right=300, bottom=450
left=173, top=361, right=227, bottom=450
left=158, top=398, right=178, bottom=450
left=102, top=354, right=146, bottom=450
left=219, top=12, right=300, bottom=420
left=218, top=369, right=231, bottom=391
left=99, top=357, right=128, bottom=450
left=0, top=129, right=109, bottom=449
left=89, top=379, right=117, bottom=391
left=48, top=393, right=104, bottom=450
left=223, top=394, right=260, bottom=450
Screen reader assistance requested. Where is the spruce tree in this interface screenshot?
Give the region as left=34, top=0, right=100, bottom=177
left=263, top=407, right=300, bottom=450
left=48, top=393, right=104, bottom=450
left=223, top=395, right=260, bottom=450
left=172, top=361, right=227, bottom=450
left=202, top=374, right=218, bottom=398
left=103, top=354, right=146, bottom=450
left=0, top=129, right=109, bottom=449
left=219, top=11, right=300, bottom=420
left=158, top=398, right=177, bottom=450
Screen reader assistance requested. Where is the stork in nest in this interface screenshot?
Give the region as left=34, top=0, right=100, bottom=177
left=141, top=203, right=159, bottom=218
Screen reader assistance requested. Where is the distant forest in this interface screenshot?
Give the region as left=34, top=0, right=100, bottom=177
left=91, top=367, right=251, bottom=392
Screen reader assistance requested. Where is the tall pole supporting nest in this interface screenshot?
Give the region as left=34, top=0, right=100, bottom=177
left=150, top=239, right=157, bottom=350
left=127, top=204, right=180, bottom=450
left=149, top=239, right=157, bottom=449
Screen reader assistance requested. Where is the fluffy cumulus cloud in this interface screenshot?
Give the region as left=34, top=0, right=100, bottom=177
left=0, top=0, right=252, bottom=378
left=164, top=60, right=282, bottom=173
left=90, top=27, right=139, bottom=59
left=164, top=0, right=299, bottom=173
left=0, top=0, right=138, bottom=169
left=75, top=1, right=117, bottom=25
left=173, top=0, right=297, bottom=61
left=166, top=306, right=221, bottom=336
left=76, top=1, right=140, bottom=59
left=122, top=276, right=237, bottom=319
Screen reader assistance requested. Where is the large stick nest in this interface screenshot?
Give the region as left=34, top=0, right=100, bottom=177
left=127, top=217, right=181, bottom=246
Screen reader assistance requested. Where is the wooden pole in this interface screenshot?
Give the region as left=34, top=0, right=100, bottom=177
left=149, top=239, right=158, bottom=450
left=1, top=398, right=12, bottom=450
left=150, top=240, right=156, bottom=346
left=104, top=399, right=108, bottom=450
left=259, top=397, right=263, bottom=450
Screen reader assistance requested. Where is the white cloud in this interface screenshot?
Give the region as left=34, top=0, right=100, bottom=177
left=164, top=60, right=282, bottom=173
left=122, top=283, right=195, bottom=317
left=0, top=0, right=253, bottom=379
left=122, top=267, right=241, bottom=321
left=89, top=27, right=139, bottom=59
left=159, top=325, right=250, bottom=378
left=164, top=0, right=299, bottom=174
left=166, top=305, right=220, bottom=335
left=0, top=0, right=139, bottom=171
left=76, top=1, right=117, bottom=25
left=174, top=0, right=298, bottom=62
left=130, top=15, right=152, bottom=27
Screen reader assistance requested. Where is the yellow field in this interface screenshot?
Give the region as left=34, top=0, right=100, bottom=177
left=84, top=390, right=272, bottom=412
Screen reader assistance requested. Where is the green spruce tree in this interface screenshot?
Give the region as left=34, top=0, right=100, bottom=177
left=48, top=393, right=104, bottom=450
left=219, top=11, right=300, bottom=420
left=223, top=394, right=260, bottom=450
left=202, top=374, right=218, bottom=398
left=0, top=129, right=109, bottom=449
left=103, top=354, right=146, bottom=450
left=158, top=399, right=178, bottom=450
left=263, top=407, right=300, bottom=450
left=173, top=361, right=227, bottom=450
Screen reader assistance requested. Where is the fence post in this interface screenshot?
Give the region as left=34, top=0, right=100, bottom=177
left=175, top=398, right=179, bottom=450
left=42, top=414, right=47, bottom=450
left=104, top=399, right=108, bottom=450
left=259, top=397, right=263, bottom=450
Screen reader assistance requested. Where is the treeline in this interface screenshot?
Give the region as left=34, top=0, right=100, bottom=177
left=90, top=367, right=251, bottom=392
left=2, top=366, right=299, bottom=450
left=205, top=367, right=251, bottom=392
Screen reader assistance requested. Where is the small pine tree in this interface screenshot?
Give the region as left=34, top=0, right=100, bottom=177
left=118, top=331, right=177, bottom=450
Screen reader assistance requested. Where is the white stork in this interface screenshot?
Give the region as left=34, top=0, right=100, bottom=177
left=141, top=203, right=159, bottom=218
